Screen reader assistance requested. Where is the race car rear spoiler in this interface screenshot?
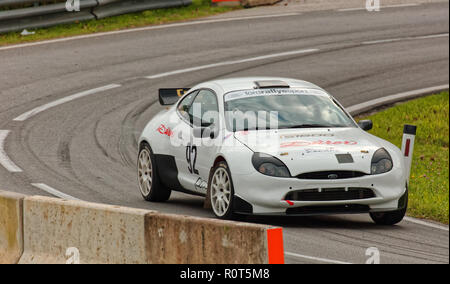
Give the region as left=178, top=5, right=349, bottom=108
left=159, top=88, right=190, bottom=105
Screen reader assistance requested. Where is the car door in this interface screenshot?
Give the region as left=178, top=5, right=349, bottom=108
left=171, top=90, right=199, bottom=192
left=173, top=89, right=220, bottom=195
left=189, top=89, right=221, bottom=192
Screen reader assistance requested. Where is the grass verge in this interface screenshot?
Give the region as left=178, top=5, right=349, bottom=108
left=0, top=0, right=240, bottom=46
left=358, top=92, right=449, bottom=224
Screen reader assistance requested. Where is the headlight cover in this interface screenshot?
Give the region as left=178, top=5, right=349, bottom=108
left=371, top=148, right=393, bottom=174
left=252, top=153, right=291, bottom=178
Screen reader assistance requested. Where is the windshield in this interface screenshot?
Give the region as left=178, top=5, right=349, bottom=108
left=224, top=88, right=356, bottom=132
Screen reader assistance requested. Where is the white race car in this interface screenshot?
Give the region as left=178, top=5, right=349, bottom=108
left=138, top=77, right=408, bottom=225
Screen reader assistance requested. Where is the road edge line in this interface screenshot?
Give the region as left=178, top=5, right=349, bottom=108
left=337, top=3, right=420, bottom=12
left=347, top=84, right=449, bottom=115
left=31, top=183, right=81, bottom=201
left=285, top=251, right=352, bottom=264
left=403, top=217, right=449, bottom=232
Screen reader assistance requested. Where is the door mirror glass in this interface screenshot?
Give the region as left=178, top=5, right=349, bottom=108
left=358, top=120, right=373, bottom=131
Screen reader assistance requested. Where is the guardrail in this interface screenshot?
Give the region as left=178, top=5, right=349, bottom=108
left=240, top=0, right=280, bottom=7
left=0, top=190, right=285, bottom=264
left=0, top=0, right=192, bottom=34
left=211, top=0, right=280, bottom=7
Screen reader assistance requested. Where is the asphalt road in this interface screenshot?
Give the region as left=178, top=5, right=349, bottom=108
left=0, top=2, right=448, bottom=264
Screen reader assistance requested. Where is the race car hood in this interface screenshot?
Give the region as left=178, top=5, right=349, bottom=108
left=234, top=128, right=384, bottom=176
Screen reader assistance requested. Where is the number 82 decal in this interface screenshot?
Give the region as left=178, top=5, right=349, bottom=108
left=186, top=143, right=199, bottom=175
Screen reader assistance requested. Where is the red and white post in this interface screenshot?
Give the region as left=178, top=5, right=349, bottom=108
left=401, top=124, right=417, bottom=184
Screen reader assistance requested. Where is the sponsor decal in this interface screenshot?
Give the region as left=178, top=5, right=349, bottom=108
left=157, top=124, right=174, bottom=137
left=280, top=140, right=358, bottom=148
left=176, top=88, right=188, bottom=97
left=280, top=133, right=335, bottom=139
left=303, top=147, right=335, bottom=154
left=225, top=88, right=326, bottom=102
left=195, top=177, right=208, bottom=192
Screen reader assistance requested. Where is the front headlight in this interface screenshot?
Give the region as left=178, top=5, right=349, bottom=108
left=371, top=148, right=393, bottom=174
left=252, top=153, right=291, bottom=178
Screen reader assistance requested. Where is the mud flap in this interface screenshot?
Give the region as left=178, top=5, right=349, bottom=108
left=203, top=166, right=214, bottom=209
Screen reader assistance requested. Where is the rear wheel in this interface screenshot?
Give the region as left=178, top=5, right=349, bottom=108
left=138, top=143, right=171, bottom=202
left=209, top=161, right=236, bottom=220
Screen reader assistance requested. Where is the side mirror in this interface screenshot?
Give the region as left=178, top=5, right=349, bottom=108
left=358, top=120, right=373, bottom=131
left=193, top=126, right=219, bottom=139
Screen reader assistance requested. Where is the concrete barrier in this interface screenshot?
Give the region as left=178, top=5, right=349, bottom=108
left=145, top=212, right=283, bottom=264
left=0, top=190, right=24, bottom=264
left=19, top=196, right=150, bottom=264
left=15, top=194, right=284, bottom=264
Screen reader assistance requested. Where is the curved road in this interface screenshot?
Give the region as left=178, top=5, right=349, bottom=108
left=0, top=2, right=448, bottom=264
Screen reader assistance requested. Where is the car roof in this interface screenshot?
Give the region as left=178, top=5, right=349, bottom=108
left=193, top=77, right=326, bottom=96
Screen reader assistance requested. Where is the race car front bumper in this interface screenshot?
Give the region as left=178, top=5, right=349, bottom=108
left=232, top=166, right=407, bottom=215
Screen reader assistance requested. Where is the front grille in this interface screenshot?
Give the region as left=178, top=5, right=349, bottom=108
left=286, top=204, right=370, bottom=215
left=285, top=187, right=375, bottom=202
left=297, top=171, right=367, bottom=180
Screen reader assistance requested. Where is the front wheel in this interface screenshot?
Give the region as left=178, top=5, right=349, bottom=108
left=370, top=207, right=407, bottom=225
left=209, top=161, right=236, bottom=220
left=137, top=143, right=171, bottom=202
left=370, top=189, right=408, bottom=225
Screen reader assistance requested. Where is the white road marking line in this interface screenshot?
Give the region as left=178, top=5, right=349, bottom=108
left=13, top=84, right=121, bottom=122
left=31, top=183, right=81, bottom=201
left=338, top=3, right=419, bottom=12
left=146, top=49, right=320, bottom=79
left=404, top=217, right=449, bottom=232
left=362, top=33, right=449, bottom=45
left=347, top=84, right=449, bottom=115
left=0, top=13, right=300, bottom=52
left=0, top=130, right=23, bottom=173
left=285, top=251, right=353, bottom=264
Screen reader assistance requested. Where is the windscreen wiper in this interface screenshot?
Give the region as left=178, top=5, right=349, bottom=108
left=280, top=124, right=333, bottom=129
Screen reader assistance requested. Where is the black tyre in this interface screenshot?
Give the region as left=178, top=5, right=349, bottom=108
left=137, top=143, right=171, bottom=202
left=370, top=193, right=408, bottom=225
left=208, top=161, right=237, bottom=220
left=370, top=207, right=407, bottom=225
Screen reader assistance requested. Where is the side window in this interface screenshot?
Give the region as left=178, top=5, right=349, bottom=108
left=177, top=91, right=198, bottom=122
left=190, top=90, right=219, bottom=127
